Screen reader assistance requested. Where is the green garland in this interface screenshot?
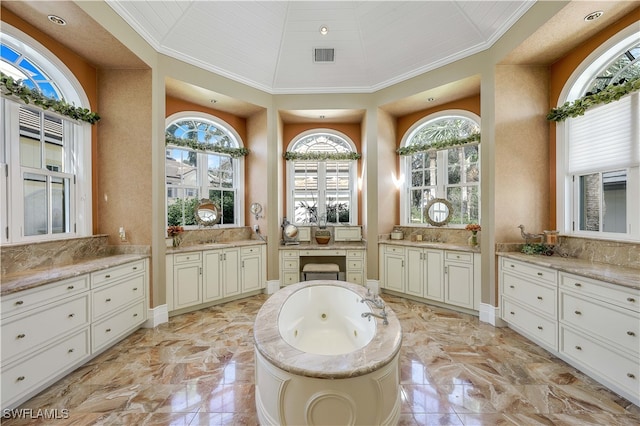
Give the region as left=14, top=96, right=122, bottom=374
left=547, top=76, right=640, bottom=122
left=284, top=151, right=361, bottom=161
left=0, top=72, right=101, bottom=124
left=396, top=132, right=480, bottom=156
left=165, top=133, right=249, bottom=157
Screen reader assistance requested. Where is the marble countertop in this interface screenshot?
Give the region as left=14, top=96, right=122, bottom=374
left=498, top=252, right=639, bottom=290
left=279, top=241, right=366, bottom=250
left=166, top=239, right=266, bottom=254
left=1, top=253, right=149, bottom=296
left=253, top=280, right=402, bottom=379
left=379, top=239, right=481, bottom=253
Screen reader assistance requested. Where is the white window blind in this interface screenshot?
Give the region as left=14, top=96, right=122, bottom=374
left=567, top=93, right=639, bottom=174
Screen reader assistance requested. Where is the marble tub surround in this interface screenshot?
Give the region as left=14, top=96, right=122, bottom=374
left=6, top=293, right=639, bottom=425
left=381, top=226, right=480, bottom=247
left=254, top=280, right=402, bottom=379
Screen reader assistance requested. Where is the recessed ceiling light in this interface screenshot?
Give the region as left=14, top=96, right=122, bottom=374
left=584, top=11, right=604, bottom=22
left=319, top=26, right=328, bottom=36
left=48, top=15, right=67, bottom=26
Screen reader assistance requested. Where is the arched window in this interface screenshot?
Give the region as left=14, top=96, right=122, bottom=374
left=1, top=27, right=91, bottom=243
left=558, top=25, right=639, bottom=240
left=165, top=113, right=245, bottom=228
left=400, top=111, right=480, bottom=226
left=286, top=130, right=358, bottom=226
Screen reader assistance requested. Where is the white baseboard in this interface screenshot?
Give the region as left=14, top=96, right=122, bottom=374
left=143, top=304, right=168, bottom=328
left=479, top=303, right=507, bottom=327
left=266, top=280, right=280, bottom=295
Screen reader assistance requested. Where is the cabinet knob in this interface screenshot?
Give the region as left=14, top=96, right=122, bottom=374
left=575, top=345, right=582, bottom=350
left=627, top=297, right=636, bottom=303
left=106, top=328, right=112, bottom=333
left=16, top=376, right=25, bottom=382
left=67, top=285, right=75, bottom=290
left=537, top=326, right=543, bottom=330
left=68, top=348, right=74, bottom=353
left=537, top=296, right=543, bottom=300
left=15, top=300, right=24, bottom=305
left=574, top=282, right=582, bottom=287
left=133, top=266, right=138, bottom=270
left=627, top=331, right=636, bottom=336
left=133, top=287, right=138, bottom=291
left=627, top=373, right=636, bottom=379
left=68, top=313, right=75, bottom=318
left=509, top=285, right=515, bottom=289
left=16, top=333, right=26, bottom=339
left=133, top=313, right=138, bottom=317
left=106, top=298, right=112, bottom=302
left=105, top=274, right=111, bottom=278
left=537, top=272, right=543, bottom=276
left=510, top=311, right=515, bottom=315
left=574, top=310, right=582, bottom=315
left=510, top=264, right=515, bottom=268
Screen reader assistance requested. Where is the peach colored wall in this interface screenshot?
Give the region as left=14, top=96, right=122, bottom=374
left=281, top=122, right=363, bottom=223
left=548, top=6, right=640, bottom=229
left=495, top=65, right=550, bottom=244
left=246, top=110, right=268, bottom=232
left=96, top=70, right=152, bottom=246
left=376, top=109, right=398, bottom=233
left=1, top=7, right=101, bottom=232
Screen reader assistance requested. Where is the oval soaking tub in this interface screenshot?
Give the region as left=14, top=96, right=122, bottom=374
left=254, top=280, right=402, bottom=426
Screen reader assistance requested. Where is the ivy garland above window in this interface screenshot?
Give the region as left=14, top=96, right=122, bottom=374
left=165, top=132, right=249, bottom=157
left=0, top=72, right=101, bottom=124
left=396, top=132, right=480, bottom=156
left=547, top=76, right=640, bottom=122
left=283, top=151, right=362, bottom=161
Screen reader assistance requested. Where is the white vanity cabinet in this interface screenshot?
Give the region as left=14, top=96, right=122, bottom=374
left=346, top=250, right=365, bottom=285
left=444, top=250, right=475, bottom=309
left=280, top=250, right=301, bottom=285
left=279, top=247, right=366, bottom=286
left=406, top=247, right=443, bottom=301
left=167, top=243, right=266, bottom=314
left=380, top=244, right=406, bottom=293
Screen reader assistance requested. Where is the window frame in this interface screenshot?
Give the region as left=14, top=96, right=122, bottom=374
left=556, top=23, right=640, bottom=241
left=286, top=129, right=359, bottom=226
left=165, top=112, right=245, bottom=231
left=399, top=110, right=481, bottom=227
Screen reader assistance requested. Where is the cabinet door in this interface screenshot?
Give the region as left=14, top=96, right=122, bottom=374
left=241, top=253, right=262, bottom=292
left=425, top=249, right=444, bottom=301
left=203, top=251, right=222, bottom=302
left=384, top=254, right=405, bottom=292
left=406, top=248, right=424, bottom=297
left=445, top=262, right=473, bottom=308
left=223, top=248, right=241, bottom=297
left=173, top=263, right=202, bottom=309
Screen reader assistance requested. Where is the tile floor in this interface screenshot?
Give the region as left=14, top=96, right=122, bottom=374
left=4, top=293, right=639, bottom=425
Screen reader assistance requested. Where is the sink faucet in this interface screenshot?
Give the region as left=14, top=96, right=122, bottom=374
left=361, top=310, right=388, bottom=326
left=360, top=296, right=385, bottom=309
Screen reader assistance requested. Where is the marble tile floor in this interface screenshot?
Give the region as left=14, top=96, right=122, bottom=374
left=4, top=293, right=639, bottom=426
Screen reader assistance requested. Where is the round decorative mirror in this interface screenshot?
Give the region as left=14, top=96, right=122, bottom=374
left=195, top=199, right=221, bottom=226
left=425, top=198, right=453, bottom=227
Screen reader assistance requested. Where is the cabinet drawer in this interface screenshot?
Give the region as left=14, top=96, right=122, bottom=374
left=282, top=272, right=300, bottom=285
left=347, top=250, right=364, bottom=259
left=283, top=260, right=299, bottom=270
left=347, top=260, right=363, bottom=271
left=92, top=301, right=145, bottom=352
left=445, top=251, right=472, bottom=264
left=2, top=293, right=90, bottom=362
left=346, top=272, right=364, bottom=285
left=300, top=249, right=346, bottom=256
left=560, top=292, right=639, bottom=355
left=93, top=274, right=145, bottom=320
left=282, top=251, right=298, bottom=258
left=91, top=260, right=146, bottom=287
left=173, top=252, right=201, bottom=265
left=502, top=273, right=557, bottom=318
left=384, top=245, right=404, bottom=254
left=1, top=328, right=90, bottom=408
left=1, top=276, right=89, bottom=318
left=560, top=325, right=639, bottom=398
left=241, top=246, right=261, bottom=255
left=502, top=298, right=557, bottom=350
left=501, top=257, right=556, bottom=285
left=560, top=272, right=639, bottom=312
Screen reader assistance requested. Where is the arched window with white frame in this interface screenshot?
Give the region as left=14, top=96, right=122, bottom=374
left=556, top=24, right=639, bottom=241
left=286, top=130, right=359, bottom=226
left=399, top=111, right=480, bottom=226
left=1, top=25, right=92, bottom=244
left=165, top=112, right=245, bottom=229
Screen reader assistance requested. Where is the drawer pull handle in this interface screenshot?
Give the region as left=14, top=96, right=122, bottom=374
left=537, top=326, right=543, bottom=330
left=16, top=376, right=25, bottom=382
left=17, top=333, right=26, bottom=339
left=68, top=348, right=74, bottom=353
left=106, top=298, right=112, bottom=302
left=574, top=310, right=582, bottom=315
left=133, top=287, right=138, bottom=291
left=133, top=266, right=138, bottom=270
left=627, top=373, right=636, bottom=379
left=67, top=285, right=75, bottom=290
left=509, top=285, right=515, bottom=289
left=105, top=274, right=111, bottom=279
left=537, top=272, right=543, bottom=276
left=15, top=300, right=24, bottom=305
left=627, top=297, right=636, bottom=303
left=106, top=328, right=112, bottom=333
left=574, top=283, right=582, bottom=287
left=68, top=313, right=75, bottom=318
left=575, top=346, right=582, bottom=351
left=537, top=296, right=543, bottom=300
left=510, top=311, right=515, bottom=315
left=133, top=313, right=138, bottom=317
left=510, top=264, right=515, bottom=268
left=627, top=331, right=636, bottom=336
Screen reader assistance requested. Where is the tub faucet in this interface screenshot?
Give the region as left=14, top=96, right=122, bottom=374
left=361, top=310, right=388, bottom=326
left=361, top=296, right=385, bottom=310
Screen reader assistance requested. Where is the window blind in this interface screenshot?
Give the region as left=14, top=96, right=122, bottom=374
left=567, top=93, right=639, bottom=174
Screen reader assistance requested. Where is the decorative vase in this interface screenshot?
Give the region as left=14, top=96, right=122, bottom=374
left=468, top=231, right=478, bottom=247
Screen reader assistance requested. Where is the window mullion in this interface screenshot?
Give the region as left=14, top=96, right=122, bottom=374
left=318, top=162, right=327, bottom=219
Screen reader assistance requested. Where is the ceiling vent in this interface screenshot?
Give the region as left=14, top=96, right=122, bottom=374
left=314, top=48, right=335, bottom=63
